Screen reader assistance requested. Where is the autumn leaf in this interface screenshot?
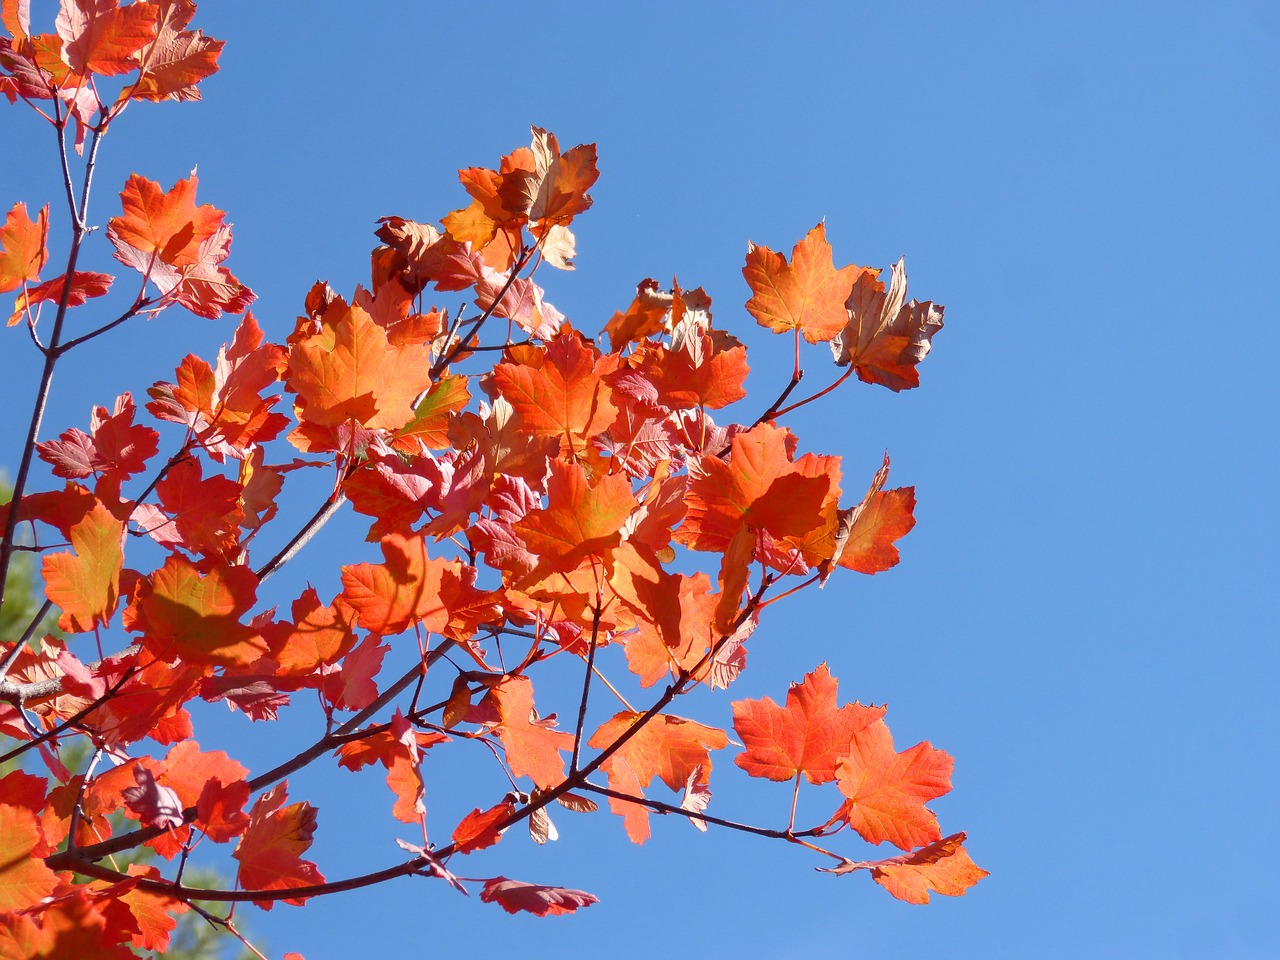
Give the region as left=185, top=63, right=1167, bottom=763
left=147, top=311, right=289, bottom=460
left=9, top=269, right=112, bottom=326
left=732, top=663, right=884, bottom=784
left=232, top=782, right=324, bottom=908
left=0, top=797, right=59, bottom=911
left=128, top=0, right=223, bottom=102
left=743, top=223, right=864, bottom=343
left=40, top=499, right=124, bottom=633
left=107, top=172, right=254, bottom=318
left=340, top=531, right=487, bottom=637
left=451, top=802, right=514, bottom=854
left=0, top=201, right=47, bottom=294
left=513, top=458, right=636, bottom=586
left=479, top=877, right=598, bottom=917
left=490, top=328, right=619, bottom=456
left=476, top=676, right=573, bottom=791
left=832, top=717, right=954, bottom=850
left=56, top=0, right=159, bottom=78
left=131, top=554, right=266, bottom=667
left=817, top=832, right=987, bottom=904
left=269, top=586, right=358, bottom=676
left=336, top=710, right=446, bottom=823
left=500, top=126, right=599, bottom=227
left=831, top=257, right=945, bottom=392
left=287, top=301, right=432, bottom=444
left=588, top=711, right=727, bottom=844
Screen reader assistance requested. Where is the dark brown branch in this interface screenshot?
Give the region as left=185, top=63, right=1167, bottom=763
left=578, top=782, right=828, bottom=840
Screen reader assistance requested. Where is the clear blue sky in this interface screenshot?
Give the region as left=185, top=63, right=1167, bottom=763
left=2, top=1, right=1277, bottom=957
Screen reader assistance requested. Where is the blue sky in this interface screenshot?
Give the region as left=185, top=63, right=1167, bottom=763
left=2, top=1, right=1277, bottom=957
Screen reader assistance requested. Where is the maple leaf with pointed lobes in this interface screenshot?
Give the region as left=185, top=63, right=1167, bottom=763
left=55, top=0, right=159, bottom=78
left=832, top=257, right=945, bottom=392
left=733, top=663, right=885, bottom=784
left=490, top=327, right=619, bottom=457
left=0, top=201, right=47, bottom=294
left=41, top=499, right=124, bottom=633
left=107, top=172, right=254, bottom=318
left=233, top=782, right=325, bottom=908
left=36, top=392, right=158, bottom=484
left=286, top=301, right=432, bottom=449
left=130, top=554, right=267, bottom=667
left=9, top=269, right=112, bottom=326
left=336, top=710, right=447, bottom=823
left=818, top=832, right=987, bottom=904
left=267, top=586, right=359, bottom=676
left=127, top=0, right=223, bottom=102
left=513, top=458, right=636, bottom=584
left=476, top=676, right=573, bottom=791
left=452, top=801, right=515, bottom=854
left=743, top=222, right=867, bottom=343
left=832, top=716, right=954, bottom=850
left=0, top=796, right=60, bottom=912
left=588, top=712, right=727, bottom=844
left=340, top=531, right=491, bottom=637
left=147, top=312, right=289, bottom=460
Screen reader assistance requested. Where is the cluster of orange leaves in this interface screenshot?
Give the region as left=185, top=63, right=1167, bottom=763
left=0, top=2, right=984, bottom=956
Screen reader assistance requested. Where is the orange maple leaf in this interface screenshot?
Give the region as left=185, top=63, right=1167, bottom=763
left=732, top=663, right=884, bottom=784
left=131, top=554, right=266, bottom=667
left=107, top=173, right=254, bottom=318
left=833, top=717, right=954, bottom=850
left=742, top=222, right=865, bottom=343
left=340, top=532, right=488, bottom=638
left=818, top=832, right=987, bottom=904
left=128, top=0, right=223, bottom=103
left=831, top=257, right=945, bottom=392
left=56, top=0, right=158, bottom=78
left=490, top=328, right=619, bottom=457
left=588, top=711, right=727, bottom=844
left=0, top=795, right=59, bottom=911
left=478, top=676, right=573, bottom=791
left=513, top=458, right=636, bottom=584
left=40, top=500, right=123, bottom=633
left=0, top=201, right=48, bottom=294
left=286, top=301, right=432, bottom=446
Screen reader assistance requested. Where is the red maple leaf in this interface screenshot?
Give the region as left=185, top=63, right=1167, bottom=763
left=336, top=710, right=447, bottom=824
left=451, top=801, right=515, bottom=854
left=8, top=269, right=112, bottom=326
left=232, top=782, right=324, bottom=908
left=479, top=877, right=598, bottom=917
left=732, top=663, right=884, bottom=784
left=146, top=311, right=289, bottom=460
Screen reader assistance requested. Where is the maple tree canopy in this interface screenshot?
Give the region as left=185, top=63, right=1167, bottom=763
left=0, top=2, right=981, bottom=955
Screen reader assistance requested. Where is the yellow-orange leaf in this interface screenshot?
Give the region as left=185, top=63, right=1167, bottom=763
left=742, top=223, right=863, bottom=343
